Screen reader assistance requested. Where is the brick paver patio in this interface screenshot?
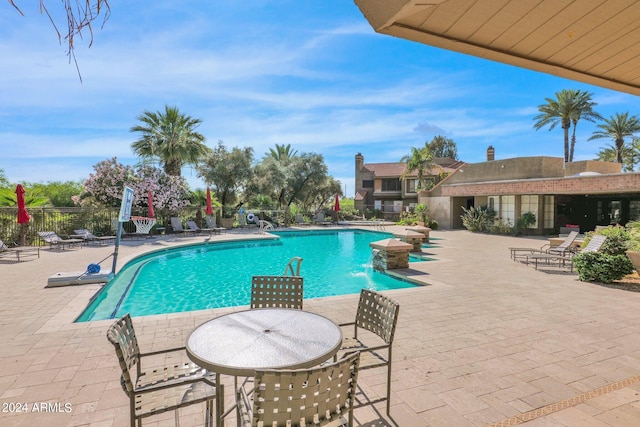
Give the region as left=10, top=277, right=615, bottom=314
left=1, top=227, right=640, bottom=426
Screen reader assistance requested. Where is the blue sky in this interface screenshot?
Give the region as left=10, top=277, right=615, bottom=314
left=2, top=1, right=640, bottom=196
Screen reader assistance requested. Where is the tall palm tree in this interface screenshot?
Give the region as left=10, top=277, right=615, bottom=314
left=130, top=106, right=210, bottom=176
left=569, top=90, right=601, bottom=162
left=533, top=89, right=600, bottom=162
left=589, top=112, right=640, bottom=164
left=400, top=146, right=434, bottom=190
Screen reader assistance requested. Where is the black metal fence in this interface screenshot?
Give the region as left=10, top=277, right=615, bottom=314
left=0, top=206, right=291, bottom=246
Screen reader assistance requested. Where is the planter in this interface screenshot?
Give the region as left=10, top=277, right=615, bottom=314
left=220, top=218, right=235, bottom=229
left=626, top=251, right=640, bottom=272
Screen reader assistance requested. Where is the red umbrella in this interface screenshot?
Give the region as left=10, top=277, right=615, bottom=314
left=16, top=184, right=30, bottom=224
left=147, top=190, right=155, bottom=218
left=333, top=193, right=340, bottom=212
left=206, top=187, right=213, bottom=215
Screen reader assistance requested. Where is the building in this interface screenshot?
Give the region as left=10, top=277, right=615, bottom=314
left=354, top=152, right=462, bottom=217
left=355, top=148, right=640, bottom=232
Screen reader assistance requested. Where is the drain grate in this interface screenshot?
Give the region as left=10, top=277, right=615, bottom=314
left=486, top=374, right=640, bottom=427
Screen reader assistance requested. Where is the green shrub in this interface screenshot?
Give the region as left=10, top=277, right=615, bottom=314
left=573, top=251, right=634, bottom=284
left=460, top=206, right=495, bottom=232
left=428, top=219, right=438, bottom=230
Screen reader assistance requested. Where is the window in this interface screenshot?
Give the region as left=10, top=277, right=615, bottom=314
left=381, top=179, right=401, bottom=192
left=406, top=179, right=417, bottom=193
left=630, top=201, right=640, bottom=221
left=362, top=180, right=373, bottom=188
left=520, top=195, right=539, bottom=228
left=501, top=195, right=515, bottom=226
left=544, top=196, right=554, bottom=228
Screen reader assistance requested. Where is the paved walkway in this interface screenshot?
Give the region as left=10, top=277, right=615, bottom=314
left=1, top=228, right=640, bottom=426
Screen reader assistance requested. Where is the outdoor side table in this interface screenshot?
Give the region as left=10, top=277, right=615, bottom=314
left=186, top=308, right=343, bottom=427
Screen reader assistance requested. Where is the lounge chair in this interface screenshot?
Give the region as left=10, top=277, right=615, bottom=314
left=295, top=213, right=311, bottom=226
left=509, top=231, right=579, bottom=260
left=170, top=217, right=195, bottom=236
left=106, top=314, right=220, bottom=427
left=236, top=352, right=360, bottom=427
left=314, top=212, right=331, bottom=226
left=186, top=220, right=219, bottom=235
left=37, top=231, right=83, bottom=249
left=250, top=275, right=304, bottom=309
left=73, top=229, right=116, bottom=245
left=526, top=234, right=608, bottom=271
left=205, top=216, right=226, bottom=234
left=0, top=238, right=39, bottom=263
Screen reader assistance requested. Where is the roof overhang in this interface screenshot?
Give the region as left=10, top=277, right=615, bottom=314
left=354, top=0, right=640, bottom=96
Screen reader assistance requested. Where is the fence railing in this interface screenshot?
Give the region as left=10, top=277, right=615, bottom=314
left=0, top=206, right=294, bottom=246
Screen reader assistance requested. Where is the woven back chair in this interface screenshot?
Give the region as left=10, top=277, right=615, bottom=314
left=250, top=275, right=304, bottom=310
left=107, top=314, right=219, bottom=427
left=338, top=289, right=399, bottom=415
left=237, top=352, right=360, bottom=427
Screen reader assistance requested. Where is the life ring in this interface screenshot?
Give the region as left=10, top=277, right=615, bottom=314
left=247, top=213, right=255, bottom=223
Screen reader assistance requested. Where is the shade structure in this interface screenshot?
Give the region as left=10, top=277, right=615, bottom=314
left=147, top=190, right=155, bottom=218
left=16, top=184, right=30, bottom=224
left=206, top=187, right=213, bottom=215
left=333, top=193, right=340, bottom=212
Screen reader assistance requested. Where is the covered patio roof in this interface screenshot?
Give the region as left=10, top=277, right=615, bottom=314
left=354, top=0, right=640, bottom=96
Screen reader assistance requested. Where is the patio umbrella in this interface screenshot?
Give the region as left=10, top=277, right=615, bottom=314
left=16, top=184, right=30, bottom=224
left=147, top=190, right=155, bottom=218
left=206, top=187, right=213, bottom=216
left=333, top=193, right=340, bottom=212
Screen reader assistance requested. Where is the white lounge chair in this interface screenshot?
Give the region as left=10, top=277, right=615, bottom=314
left=73, top=229, right=116, bottom=245
left=0, top=238, right=39, bottom=263
left=37, top=231, right=83, bottom=249
left=170, top=217, right=195, bottom=236
left=205, top=216, right=226, bottom=234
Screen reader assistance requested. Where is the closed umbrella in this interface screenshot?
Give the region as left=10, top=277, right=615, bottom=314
left=333, top=193, right=340, bottom=212
left=16, top=184, right=30, bottom=246
left=206, top=187, right=213, bottom=216
left=147, top=190, right=155, bottom=218
left=16, top=184, right=30, bottom=223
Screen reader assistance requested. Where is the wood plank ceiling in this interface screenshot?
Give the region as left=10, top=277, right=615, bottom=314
left=354, top=0, right=640, bottom=95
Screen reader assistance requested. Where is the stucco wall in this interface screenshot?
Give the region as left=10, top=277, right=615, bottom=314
left=419, top=196, right=451, bottom=229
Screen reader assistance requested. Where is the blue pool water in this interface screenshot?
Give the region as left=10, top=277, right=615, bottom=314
left=76, top=229, right=424, bottom=322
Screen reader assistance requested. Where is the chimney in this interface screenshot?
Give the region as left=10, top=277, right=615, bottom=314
left=355, top=152, right=364, bottom=173
left=486, top=145, right=495, bottom=161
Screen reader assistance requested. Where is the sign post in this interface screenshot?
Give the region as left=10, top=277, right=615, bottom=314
left=112, top=186, right=135, bottom=274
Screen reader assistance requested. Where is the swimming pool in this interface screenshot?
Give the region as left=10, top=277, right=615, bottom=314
left=76, top=229, right=423, bottom=322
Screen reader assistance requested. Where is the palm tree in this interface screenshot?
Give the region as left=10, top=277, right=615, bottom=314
left=595, top=142, right=638, bottom=172
left=130, top=106, right=210, bottom=176
left=569, top=90, right=601, bottom=162
left=533, top=89, right=600, bottom=162
left=589, top=112, right=640, bottom=164
left=268, top=144, right=298, bottom=161
left=400, top=146, right=434, bottom=190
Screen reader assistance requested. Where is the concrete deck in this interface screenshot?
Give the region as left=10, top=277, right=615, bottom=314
left=2, top=227, right=640, bottom=426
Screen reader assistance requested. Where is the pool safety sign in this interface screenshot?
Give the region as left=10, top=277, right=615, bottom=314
left=118, top=186, right=135, bottom=222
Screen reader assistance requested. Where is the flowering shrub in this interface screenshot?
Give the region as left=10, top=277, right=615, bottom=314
left=77, top=158, right=191, bottom=211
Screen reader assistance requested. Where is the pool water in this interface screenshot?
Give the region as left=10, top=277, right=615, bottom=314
left=76, top=229, right=423, bottom=322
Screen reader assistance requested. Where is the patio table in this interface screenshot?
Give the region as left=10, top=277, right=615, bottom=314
left=186, top=308, right=343, bottom=427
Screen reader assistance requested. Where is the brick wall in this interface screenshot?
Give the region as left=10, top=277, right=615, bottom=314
left=441, top=173, right=640, bottom=197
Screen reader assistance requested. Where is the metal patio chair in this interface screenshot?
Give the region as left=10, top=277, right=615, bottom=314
left=106, top=313, right=220, bottom=427
left=337, top=289, right=400, bottom=415
left=236, top=352, right=360, bottom=427
left=250, top=275, right=304, bottom=310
